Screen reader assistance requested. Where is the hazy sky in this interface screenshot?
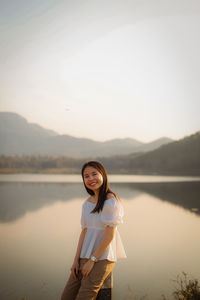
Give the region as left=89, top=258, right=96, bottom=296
left=0, top=0, right=200, bottom=142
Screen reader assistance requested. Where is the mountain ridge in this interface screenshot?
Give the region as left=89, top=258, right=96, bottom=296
left=0, top=111, right=173, bottom=157
left=99, top=130, right=200, bottom=175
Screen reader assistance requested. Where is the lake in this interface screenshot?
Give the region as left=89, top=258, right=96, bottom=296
left=0, top=174, right=200, bottom=300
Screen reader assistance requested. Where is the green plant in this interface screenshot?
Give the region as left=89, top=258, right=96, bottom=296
left=172, top=272, right=200, bottom=300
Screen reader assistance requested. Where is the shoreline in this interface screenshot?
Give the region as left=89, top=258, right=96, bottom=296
left=1, top=168, right=200, bottom=177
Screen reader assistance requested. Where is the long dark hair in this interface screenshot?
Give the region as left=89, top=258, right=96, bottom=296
left=81, top=161, right=118, bottom=213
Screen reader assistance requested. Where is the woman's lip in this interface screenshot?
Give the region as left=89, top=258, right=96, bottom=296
left=89, top=182, right=97, bottom=186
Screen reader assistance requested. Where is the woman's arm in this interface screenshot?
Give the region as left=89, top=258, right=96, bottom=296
left=73, top=227, right=87, bottom=262
left=92, top=225, right=115, bottom=259
left=81, top=226, right=115, bottom=278
left=70, top=227, right=87, bottom=279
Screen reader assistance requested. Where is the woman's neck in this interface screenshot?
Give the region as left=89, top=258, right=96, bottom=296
left=92, top=190, right=99, bottom=202
left=93, top=194, right=98, bottom=201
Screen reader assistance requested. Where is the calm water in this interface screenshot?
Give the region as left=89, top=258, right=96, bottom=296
left=0, top=174, right=200, bottom=300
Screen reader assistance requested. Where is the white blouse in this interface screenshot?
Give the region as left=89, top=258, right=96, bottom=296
left=80, top=197, right=127, bottom=262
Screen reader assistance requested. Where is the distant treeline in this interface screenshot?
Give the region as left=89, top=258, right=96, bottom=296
left=0, top=149, right=199, bottom=176
left=0, top=155, right=84, bottom=174
left=0, top=154, right=139, bottom=174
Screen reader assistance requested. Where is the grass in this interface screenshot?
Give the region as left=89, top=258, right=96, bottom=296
left=123, top=272, right=200, bottom=300
left=168, top=272, right=200, bottom=300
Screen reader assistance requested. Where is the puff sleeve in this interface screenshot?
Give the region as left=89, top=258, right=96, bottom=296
left=100, top=198, right=124, bottom=228
left=81, top=203, right=87, bottom=229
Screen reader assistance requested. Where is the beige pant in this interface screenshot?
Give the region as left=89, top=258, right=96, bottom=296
left=61, top=258, right=115, bottom=300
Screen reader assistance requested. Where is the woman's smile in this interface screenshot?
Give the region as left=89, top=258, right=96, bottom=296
left=89, top=182, right=97, bottom=186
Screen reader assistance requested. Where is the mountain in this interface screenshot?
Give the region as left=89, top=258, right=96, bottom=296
left=0, top=112, right=173, bottom=157
left=133, top=137, right=174, bottom=152
left=131, top=131, right=200, bottom=174
left=100, top=131, right=200, bottom=176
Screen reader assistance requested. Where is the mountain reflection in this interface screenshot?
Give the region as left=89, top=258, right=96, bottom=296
left=111, top=182, right=200, bottom=216
left=0, top=182, right=84, bottom=223
left=0, top=181, right=200, bottom=223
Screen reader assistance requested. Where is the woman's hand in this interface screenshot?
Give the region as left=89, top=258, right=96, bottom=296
left=70, top=260, right=79, bottom=280
left=82, top=259, right=95, bottom=278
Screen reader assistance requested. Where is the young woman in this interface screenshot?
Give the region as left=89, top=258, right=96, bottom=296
left=61, top=161, right=127, bottom=300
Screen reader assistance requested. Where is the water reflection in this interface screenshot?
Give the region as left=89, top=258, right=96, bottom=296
left=0, top=180, right=200, bottom=300
left=0, top=181, right=200, bottom=223
left=0, top=182, right=84, bottom=222
left=111, top=182, right=200, bottom=216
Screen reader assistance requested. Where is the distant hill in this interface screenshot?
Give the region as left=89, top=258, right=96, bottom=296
left=0, top=112, right=173, bottom=157
left=100, top=131, right=200, bottom=176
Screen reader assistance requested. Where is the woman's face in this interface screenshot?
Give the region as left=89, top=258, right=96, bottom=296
left=83, top=166, right=104, bottom=192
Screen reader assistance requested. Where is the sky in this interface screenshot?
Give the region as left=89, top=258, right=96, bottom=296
left=0, top=0, right=200, bottom=143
